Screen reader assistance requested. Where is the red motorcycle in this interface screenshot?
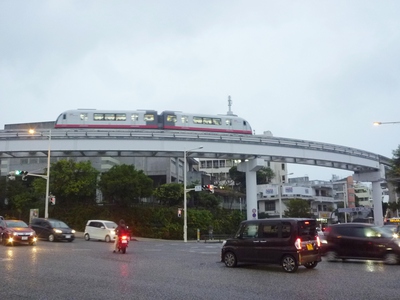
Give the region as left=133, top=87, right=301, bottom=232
left=117, top=235, right=129, bottom=254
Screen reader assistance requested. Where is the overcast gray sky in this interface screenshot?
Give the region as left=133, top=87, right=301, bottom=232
left=1, top=1, right=399, bottom=181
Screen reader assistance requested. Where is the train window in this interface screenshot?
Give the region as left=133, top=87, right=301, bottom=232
left=181, top=116, right=188, bottom=124
left=193, top=117, right=203, bottom=124
left=144, top=114, right=155, bottom=121
left=167, top=115, right=177, bottom=123
left=94, top=113, right=105, bottom=121
left=225, top=119, right=232, bottom=126
left=80, top=113, right=88, bottom=121
left=203, top=118, right=212, bottom=125
left=116, top=114, right=126, bottom=121
left=105, top=114, right=115, bottom=121
left=131, top=114, right=139, bottom=121
left=212, top=118, right=221, bottom=125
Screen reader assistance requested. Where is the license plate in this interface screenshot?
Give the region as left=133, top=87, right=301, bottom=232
left=306, top=243, right=313, bottom=250
left=21, top=236, right=28, bottom=240
left=121, top=240, right=127, bottom=244
left=65, top=235, right=71, bottom=239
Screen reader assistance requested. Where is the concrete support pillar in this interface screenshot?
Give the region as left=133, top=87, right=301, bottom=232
left=237, top=159, right=264, bottom=220
left=372, top=181, right=384, bottom=226
left=353, top=164, right=385, bottom=226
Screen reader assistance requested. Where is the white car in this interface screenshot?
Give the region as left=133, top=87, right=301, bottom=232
left=84, top=220, right=117, bottom=242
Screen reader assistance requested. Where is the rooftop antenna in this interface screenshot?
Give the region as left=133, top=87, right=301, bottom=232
left=227, top=95, right=233, bottom=115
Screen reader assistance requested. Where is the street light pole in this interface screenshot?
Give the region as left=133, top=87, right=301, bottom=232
left=29, top=129, right=51, bottom=219
left=44, top=129, right=51, bottom=219
left=278, top=172, right=293, bottom=218
left=183, top=146, right=203, bottom=242
left=373, top=121, right=400, bottom=125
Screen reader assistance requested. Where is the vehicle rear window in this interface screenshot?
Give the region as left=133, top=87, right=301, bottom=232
left=297, top=220, right=317, bottom=239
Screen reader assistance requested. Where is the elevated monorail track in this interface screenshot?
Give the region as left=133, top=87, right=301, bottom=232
left=0, top=129, right=391, bottom=174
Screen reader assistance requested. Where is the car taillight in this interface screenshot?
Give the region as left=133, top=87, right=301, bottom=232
left=316, top=236, right=321, bottom=247
left=295, top=238, right=302, bottom=250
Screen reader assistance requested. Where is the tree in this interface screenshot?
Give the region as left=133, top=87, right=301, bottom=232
left=257, top=167, right=275, bottom=184
left=153, top=183, right=183, bottom=206
left=388, top=145, right=400, bottom=194
left=99, top=164, right=153, bottom=206
left=284, top=199, right=312, bottom=218
left=33, top=159, right=99, bottom=207
left=229, top=165, right=275, bottom=191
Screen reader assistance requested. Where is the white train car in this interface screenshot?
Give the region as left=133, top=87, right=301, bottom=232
left=159, top=111, right=252, bottom=135
left=55, top=109, right=158, bottom=129
left=55, top=109, right=253, bottom=134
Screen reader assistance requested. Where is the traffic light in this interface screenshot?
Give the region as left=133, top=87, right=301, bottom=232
left=15, top=170, right=22, bottom=175
left=177, top=208, right=182, bottom=217
left=21, top=171, right=28, bottom=181
left=49, top=196, right=56, bottom=205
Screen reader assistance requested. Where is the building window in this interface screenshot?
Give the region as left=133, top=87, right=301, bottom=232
left=265, top=201, right=275, bottom=211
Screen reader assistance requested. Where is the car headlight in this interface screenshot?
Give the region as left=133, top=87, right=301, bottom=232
left=54, top=229, right=62, bottom=234
left=71, top=229, right=76, bottom=234
left=111, top=230, right=116, bottom=235
left=13, top=232, right=18, bottom=236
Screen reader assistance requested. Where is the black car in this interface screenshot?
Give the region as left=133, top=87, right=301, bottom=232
left=322, top=223, right=400, bottom=264
left=30, top=218, right=75, bottom=242
left=221, top=218, right=321, bottom=273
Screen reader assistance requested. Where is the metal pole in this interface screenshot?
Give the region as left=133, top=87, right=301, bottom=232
left=278, top=181, right=282, bottom=218
left=44, top=130, right=51, bottom=219
left=183, top=150, right=187, bottom=242
left=183, top=146, right=203, bottom=242
left=344, top=181, right=348, bottom=223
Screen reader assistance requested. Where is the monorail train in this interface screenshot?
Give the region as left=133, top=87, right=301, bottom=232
left=55, top=109, right=253, bottom=134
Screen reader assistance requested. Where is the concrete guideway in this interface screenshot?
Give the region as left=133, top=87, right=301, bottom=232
left=0, top=129, right=392, bottom=226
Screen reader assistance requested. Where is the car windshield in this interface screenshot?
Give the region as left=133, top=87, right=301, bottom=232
left=104, top=222, right=117, bottom=229
left=49, top=220, right=69, bottom=228
left=5, top=220, right=28, bottom=228
left=373, top=226, right=395, bottom=238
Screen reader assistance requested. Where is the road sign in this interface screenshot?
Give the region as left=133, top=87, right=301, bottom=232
left=195, top=185, right=202, bottom=192
left=338, top=207, right=371, bottom=213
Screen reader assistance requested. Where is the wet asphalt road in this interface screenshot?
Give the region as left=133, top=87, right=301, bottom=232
left=1, top=237, right=400, bottom=300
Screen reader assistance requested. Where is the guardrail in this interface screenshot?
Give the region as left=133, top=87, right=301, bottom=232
left=200, top=234, right=233, bottom=243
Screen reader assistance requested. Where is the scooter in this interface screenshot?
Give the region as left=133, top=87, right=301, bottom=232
left=116, top=235, right=129, bottom=254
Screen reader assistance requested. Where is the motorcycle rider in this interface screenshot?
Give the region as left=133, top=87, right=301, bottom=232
left=113, top=219, right=129, bottom=253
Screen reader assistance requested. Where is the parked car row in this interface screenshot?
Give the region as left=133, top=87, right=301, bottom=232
left=221, top=219, right=400, bottom=273
left=0, top=216, right=120, bottom=246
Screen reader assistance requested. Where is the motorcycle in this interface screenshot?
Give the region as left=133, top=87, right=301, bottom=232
left=116, top=235, right=129, bottom=254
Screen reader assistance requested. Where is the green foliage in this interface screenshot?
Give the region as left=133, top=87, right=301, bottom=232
left=389, top=146, right=400, bottom=193
left=32, top=159, right=99, bottom=207
left=229, top=166, right=246, bottom=191
left=284, top=199, right=313, bottom=218
left=257, top=167, right=275, bottom=184
left=153, top=183, right=183, bottom=206
left=98, top=164, right=153, bottom=206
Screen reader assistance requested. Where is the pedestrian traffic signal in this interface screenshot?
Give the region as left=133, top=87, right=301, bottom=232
left=177, top=208, right=182, bottom=217
left=49, top=196, right=56, bottom=205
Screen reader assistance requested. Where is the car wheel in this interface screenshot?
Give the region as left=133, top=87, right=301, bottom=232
left=105, top=235, right=111, bottom=243
left=281, top=255, right=298, bottom=273
left=223, top=251, right=237, bottom=268
left=48, top=234, right=55, bottom=242
left=304, top=261, right=318, bottom=269
left=325, top=250, right=339, bottom=262
left=384, top=253, right=399, bottom=265
left=84, top=233, right=90, bottom=241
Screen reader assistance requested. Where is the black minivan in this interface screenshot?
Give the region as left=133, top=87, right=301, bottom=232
left=30, top=218, right=75, bottom=242
left=221, top=218, right=321, bottom=273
